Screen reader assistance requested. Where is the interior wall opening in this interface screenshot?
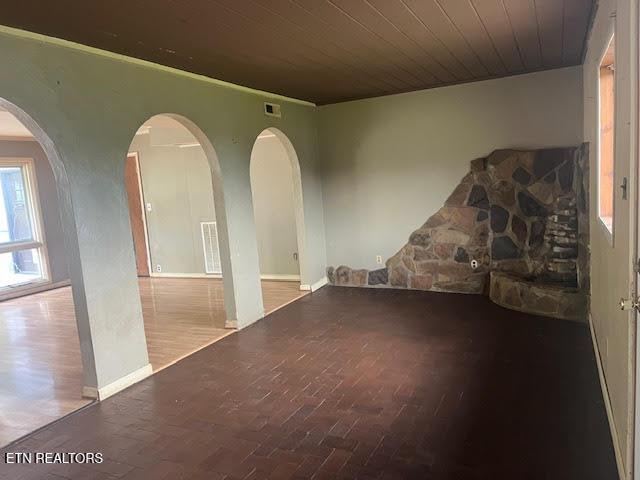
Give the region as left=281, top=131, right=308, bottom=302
left=0, top=101, right=90, bottom=448
left=125, top=114, right=233, bottom=372
left=250, top=127, right=308, bottom=313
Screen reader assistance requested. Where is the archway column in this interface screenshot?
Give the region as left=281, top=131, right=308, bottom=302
left=0, top=98, right=153, bottom=400
left=174, top=116, right=265, bottom=330
left=62, top=145, right=151, bottom=400
left=214, top=154, right=265, bottom=330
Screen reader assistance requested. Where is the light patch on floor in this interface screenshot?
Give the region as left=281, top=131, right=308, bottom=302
left=141, top=277, right=308, bottom=371
left=0, top=277, right=307, bottom=447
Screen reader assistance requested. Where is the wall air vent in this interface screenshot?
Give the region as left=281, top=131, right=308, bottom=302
left=201, top=221, right=222, bottom=274
left=264, top=102, right=281, bottom=118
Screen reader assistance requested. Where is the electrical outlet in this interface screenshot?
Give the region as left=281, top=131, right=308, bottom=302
left=470, top=259, right=479, bottom=269
left=376, top=255, right=383, bottom=265
left=156, top=264, right=162, bottom=273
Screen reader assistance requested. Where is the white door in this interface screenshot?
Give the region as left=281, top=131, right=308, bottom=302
left=585, top=1, right=638, bottom=479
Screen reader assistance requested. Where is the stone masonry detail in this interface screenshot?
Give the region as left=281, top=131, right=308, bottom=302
left=327, top=145, right=590, bottom=321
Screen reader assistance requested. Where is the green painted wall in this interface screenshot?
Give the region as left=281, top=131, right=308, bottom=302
left=251, top=135, right=300, bottom=277
left=0, top=24, right=587, bottom=399
left=0, top=26, right=326, bottom=391
left=319, top=66, right=584, bottom=270
left=130, top=128, right=216, bottom=276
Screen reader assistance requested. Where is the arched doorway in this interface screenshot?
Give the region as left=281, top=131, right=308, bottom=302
left=0, top=98, right=91, bottom=447
left=124, top=114, right=234, bottom=371
left=250, top=127, right=308, bottom=314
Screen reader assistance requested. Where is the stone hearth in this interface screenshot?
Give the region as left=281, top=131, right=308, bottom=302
left=489, top=271, right=587, bottom=321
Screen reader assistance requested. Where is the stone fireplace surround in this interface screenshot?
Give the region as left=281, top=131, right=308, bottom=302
left=327, top=144, right=589, bottom=322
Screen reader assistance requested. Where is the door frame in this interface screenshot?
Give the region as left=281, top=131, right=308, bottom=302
left=633, top=1, right=640, bottom=476
left=126, top=152, right=151, bottom=277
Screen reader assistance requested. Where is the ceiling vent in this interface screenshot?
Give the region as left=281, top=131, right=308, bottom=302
left=264, top=102, right=281, bottom=118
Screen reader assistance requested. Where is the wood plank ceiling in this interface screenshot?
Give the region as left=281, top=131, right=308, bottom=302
left=0, top=0, right=595, bottom=105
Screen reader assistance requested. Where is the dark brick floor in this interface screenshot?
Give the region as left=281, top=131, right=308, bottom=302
left=0, top=286, right=617, bottom=479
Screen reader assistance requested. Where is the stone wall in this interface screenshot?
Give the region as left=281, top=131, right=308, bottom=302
left=327, top=145, right=590, bottom=320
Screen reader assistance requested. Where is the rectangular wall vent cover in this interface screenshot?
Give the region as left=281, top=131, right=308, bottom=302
left=264, top=102, right=282, bottom=118
left=201, top=221, right=222, bottom=274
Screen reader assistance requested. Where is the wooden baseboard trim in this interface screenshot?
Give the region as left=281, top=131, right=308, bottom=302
left=588, top=313, right=625, bottom=480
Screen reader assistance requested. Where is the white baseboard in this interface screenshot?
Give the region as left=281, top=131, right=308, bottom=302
left=588, top=314, right=625, bottom=480
left=300, top=284, right=311, bottom=291
left=82, top=364, right=153, bottom=401
left=150, top=272, right=221, bottom=279
left=310, top=276, right=328, bottom=292
left=260, top=274, right=300, bottom=281
left=149, top=273, right=300, bottom=282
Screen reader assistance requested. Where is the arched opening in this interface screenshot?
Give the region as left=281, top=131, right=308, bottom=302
left=250, top=127, right=308, bottom=313
left=0, top=99, right=91, bottom=447
left=125, top=114, right=234, bottom=372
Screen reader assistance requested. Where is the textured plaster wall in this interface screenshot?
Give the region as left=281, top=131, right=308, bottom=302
left=0, top=27, right=325, bottom=390
left=318, top=67, right=584, bottom=270
left=130, top=125, right=302, bottom=278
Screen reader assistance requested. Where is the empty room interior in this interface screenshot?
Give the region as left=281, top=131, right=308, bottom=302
left=0, top=1, right=638, bottom=479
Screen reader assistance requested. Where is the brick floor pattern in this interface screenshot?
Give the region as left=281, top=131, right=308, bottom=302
left=0, top=287, right=617, bottom=479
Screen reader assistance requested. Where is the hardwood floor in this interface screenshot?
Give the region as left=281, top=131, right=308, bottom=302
left=0, top=277, right=306, bottom=448
left=0, top=287, right=90, bottom=448
left=0, top=286, right=617, bottom=479
left=141, top=278, right=307, bottom=371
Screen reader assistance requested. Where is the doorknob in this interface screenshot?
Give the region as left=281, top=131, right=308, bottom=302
left=619, top=297, right=639, bottom=311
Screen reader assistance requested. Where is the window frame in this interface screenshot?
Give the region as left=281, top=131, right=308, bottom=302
left=596, top=30, right=616, bottom=244
left=0, top=157, right=50, bottom=292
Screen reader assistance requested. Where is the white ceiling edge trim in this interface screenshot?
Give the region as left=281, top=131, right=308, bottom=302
left=0, top=24, right=317, bottom=108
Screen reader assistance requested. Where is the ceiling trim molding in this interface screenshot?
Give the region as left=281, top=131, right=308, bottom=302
left=0, top=24, right=316, bottom=108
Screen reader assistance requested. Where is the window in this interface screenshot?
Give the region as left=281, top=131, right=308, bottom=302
left=598, top=35, right=615, bottom=233
left=0, top=158, right=48, bottom=289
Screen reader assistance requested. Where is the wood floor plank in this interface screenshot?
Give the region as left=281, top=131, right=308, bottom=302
left=0, top=277, right=306, bottom=448
left=0, top=286, right=617, bottom=478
